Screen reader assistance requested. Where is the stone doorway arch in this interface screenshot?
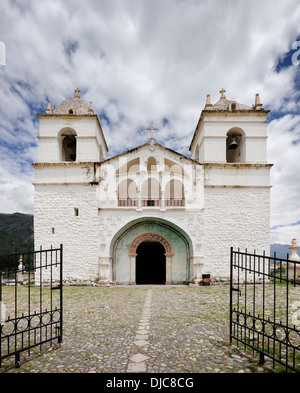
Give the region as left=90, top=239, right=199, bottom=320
left=129, top=232, right=173, bottom=284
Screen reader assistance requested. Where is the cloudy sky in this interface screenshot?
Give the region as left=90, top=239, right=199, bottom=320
left=0, top=0, right=300, bottom=245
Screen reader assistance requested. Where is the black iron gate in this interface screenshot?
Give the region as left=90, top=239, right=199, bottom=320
left=0, top=245, right=63, bottom=368
left=230, top=247, right=300, bottom=373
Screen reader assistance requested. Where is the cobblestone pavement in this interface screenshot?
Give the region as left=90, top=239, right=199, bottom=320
left=1, top=285, right=276, bottom=373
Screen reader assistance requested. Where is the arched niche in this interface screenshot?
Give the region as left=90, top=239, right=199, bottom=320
left=165, top=179, right=185, bottom=206
left=141, top=177, right=161, bottom=206
left=118, top=179, right=138, bottom=206
left=110, top=217, right=194, bottom=285
left=147, top=156, right=157, bottom=172
left=164, top=158, right=189, bottom=178
left=165, top=179, right=184, bottom=199
left=116, top=158, right=140, bottom=175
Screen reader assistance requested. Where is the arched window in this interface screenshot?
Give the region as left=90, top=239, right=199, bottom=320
left=59, top=127, right=77, bottom=162
left=116, top=158, right=140, bottom=175
left=164, top=159, right=184, bottom=176
left=165, top=179, right=185, bottom=206
left=141, top=178, right=161, bottom=207
left=118, top=179, right=138, bottom=207
left=226, top=128, right=245, bottom=163
left=230, top=102, right=237, bottom=111
left=147, top=157, right=157, bottom=172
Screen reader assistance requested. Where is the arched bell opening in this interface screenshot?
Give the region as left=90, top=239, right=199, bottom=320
left=62, top=135, right=77, bottom=161
left=226, top=128, right=245, bottom=163
left=58, top=127, right=77, bottom=162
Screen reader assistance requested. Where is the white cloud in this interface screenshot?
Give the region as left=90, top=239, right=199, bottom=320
left=0, top=0, right=300, bottom=244
left=268, top=114, right=300, bottom=244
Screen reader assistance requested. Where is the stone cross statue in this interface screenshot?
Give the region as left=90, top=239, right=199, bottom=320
left=146, top=122, right=158, bottom=140
left=219, top=88, right=226, bottom=99
left=75, top=88, right=81, bottom=98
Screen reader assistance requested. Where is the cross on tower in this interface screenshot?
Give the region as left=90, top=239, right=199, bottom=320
left=75, top=87, right=81, bottom=98
left=219, top=88, right=226, bottom=99
left=146, top=122, right=158, bottom=140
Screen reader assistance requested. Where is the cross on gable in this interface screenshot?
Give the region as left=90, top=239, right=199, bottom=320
left=219, top=88, right=226, bottom=99
left=146, top=122, right=158, bottom=140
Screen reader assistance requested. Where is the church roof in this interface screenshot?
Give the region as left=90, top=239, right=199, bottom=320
left=103, top=140, right=198, bottom=165
left=204, top=89, right=261, bottom=112
left=211, top=98, right=252, bottom=111
left=49, top=88, right=94, bottom=115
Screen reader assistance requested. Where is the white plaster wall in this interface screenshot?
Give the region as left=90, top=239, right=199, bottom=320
left=34, top=184, right=101, bottom=283
left=203, top=187, right=271, bottom=279
left=33, top=163, right=100, bottom=185
left=33, top=141, right=271, bottom=284
left=204, top=164, right=272, bottom=188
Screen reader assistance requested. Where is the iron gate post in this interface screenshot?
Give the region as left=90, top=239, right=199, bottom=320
left=59, top=244, right=63, bottom=344
left=229, top=246, right=233, bottom=345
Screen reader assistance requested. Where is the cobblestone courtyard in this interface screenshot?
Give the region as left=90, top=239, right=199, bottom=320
left=1, top=285, right=276, bottom=373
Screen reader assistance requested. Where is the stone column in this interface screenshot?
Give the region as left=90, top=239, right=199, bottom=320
left=288, top=239, right=300, bottom=282
left=98, top=257, right=110, bottom=286
left=161, top=189, right=166, bottom=211
left=165, top=255, right=172, bottom=284
left=130, top=254, right=137, bottom=284
left=137, top=190, right=142, bottom=211
left=193, top=257, right=204, bottom=285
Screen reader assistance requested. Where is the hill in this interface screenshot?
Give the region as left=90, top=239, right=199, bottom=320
left=0, top=212, right=34, bottom=255
left=270, top=243, right=291, bottom=260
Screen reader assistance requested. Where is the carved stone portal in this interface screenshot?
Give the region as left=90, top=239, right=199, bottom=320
left=128, top=232, right=173, bottom=284
left=129, top=232, right=173, bottom=257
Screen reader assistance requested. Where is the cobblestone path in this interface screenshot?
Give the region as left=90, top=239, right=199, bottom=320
left=1, top=285, right=274, bottom=373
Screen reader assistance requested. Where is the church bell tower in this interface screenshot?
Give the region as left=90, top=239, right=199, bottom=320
left=189, top=89, right=272, bottom=277
left=33, top=89, right=109, bottom=285
left=190, top=89, right=269, bottom=164
left=36, top=88, right=108, bottom=164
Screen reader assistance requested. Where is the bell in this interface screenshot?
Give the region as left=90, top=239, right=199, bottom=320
left=228, top=135, right=238, bottom=150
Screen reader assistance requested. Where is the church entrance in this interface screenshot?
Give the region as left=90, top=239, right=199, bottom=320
left=136, top=241, right=166, bottom=284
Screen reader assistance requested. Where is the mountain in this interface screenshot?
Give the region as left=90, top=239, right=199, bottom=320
left=0, top=212, right=34, bottom=256
left=270, top=243, right=292, bottom=260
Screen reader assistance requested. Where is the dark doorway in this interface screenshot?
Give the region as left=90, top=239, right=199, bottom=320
left=136, top=241, right=166, bottom=284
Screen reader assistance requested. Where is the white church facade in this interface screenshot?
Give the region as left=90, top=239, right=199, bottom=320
left=33, top=88, right=272, bottom=285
